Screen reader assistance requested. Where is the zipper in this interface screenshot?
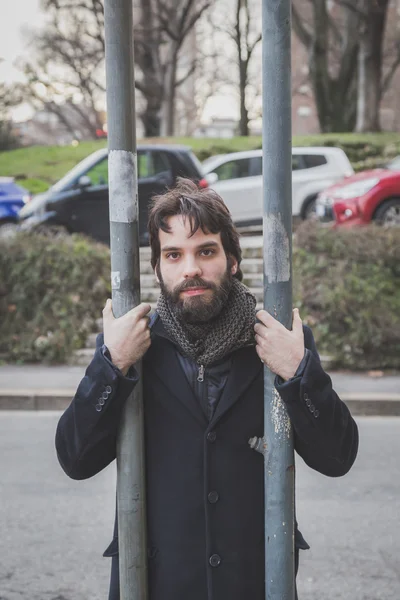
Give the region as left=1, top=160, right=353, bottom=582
left=197, top=364, right=205, bottom=382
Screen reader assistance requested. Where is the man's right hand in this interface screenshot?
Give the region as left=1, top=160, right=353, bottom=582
left=103, top=299, right=152, bottom=376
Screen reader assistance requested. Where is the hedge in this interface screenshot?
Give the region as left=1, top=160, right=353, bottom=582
left=0, top=225, right=399, bottom=369
left=293, top=223, right=400, bottom=370
left=0, top=232, right=110, bottom=363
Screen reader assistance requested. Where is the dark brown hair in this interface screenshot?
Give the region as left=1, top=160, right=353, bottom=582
left=148, top=178, right=243, bottom=280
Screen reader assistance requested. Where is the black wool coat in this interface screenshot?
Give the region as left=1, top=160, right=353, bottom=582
left=55, top=319, right=358, bottom=600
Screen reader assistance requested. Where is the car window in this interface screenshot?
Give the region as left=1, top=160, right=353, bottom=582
left=214, top=159, right=251, bottom=181
left=249, top=157, right=262, bottom=177
left=85, top=158, right=109, bottom=185
left=292, top=155, right=304, bottom=171
left=302, top=154, right=327, bottom=169
left=138, top=151, right=171, bottom=179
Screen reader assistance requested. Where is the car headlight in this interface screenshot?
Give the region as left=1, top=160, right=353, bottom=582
left=332, top=177, right=379, bottom=200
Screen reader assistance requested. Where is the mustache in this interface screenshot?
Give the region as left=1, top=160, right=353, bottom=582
left=175, top=278, right=215, bottom=293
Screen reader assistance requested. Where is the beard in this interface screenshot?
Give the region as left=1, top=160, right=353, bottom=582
left=157, top=265, right=233, bottom=324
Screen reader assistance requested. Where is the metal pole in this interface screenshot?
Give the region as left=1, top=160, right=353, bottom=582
left=262, top=1, right=294, bottom=599
left=104, top=1, right=148, bottom=599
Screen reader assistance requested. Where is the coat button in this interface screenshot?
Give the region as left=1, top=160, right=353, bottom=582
left=101, top=391, right=109, bottom=400
left=105, top=386, right=112, bottom=394
left=207, top=431, right=216, bottom=443
left=209, top=554, right=221, bottom=567
left=98, top=397, right=105, bottom=406
left=208, top=491, right=219, bottom=504
left=310, top=405, right=315, bottom=413
left=95, top=404, right=102, bottom=412
left=314, top=409, right=320, bottom=418
left=305, top=398, right=311, bottom=407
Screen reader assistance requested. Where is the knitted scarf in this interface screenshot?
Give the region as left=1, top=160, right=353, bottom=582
left=157, top=278, right=257, bottom=366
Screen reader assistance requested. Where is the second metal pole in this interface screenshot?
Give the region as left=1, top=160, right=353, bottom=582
left=104, top=1, right=148, bottom=598
left=262, top=0, right=295, bottom=598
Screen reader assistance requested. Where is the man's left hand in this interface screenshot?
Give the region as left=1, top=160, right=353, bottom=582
left=254, top=308, right=305, bottom=381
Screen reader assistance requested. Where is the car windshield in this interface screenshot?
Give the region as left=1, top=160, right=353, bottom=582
left=387, top=156, right=400, bottom=171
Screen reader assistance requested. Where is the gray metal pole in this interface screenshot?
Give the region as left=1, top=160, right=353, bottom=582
left=262, top=1, right=294, bottom=598
left=104, top=1, right=148, bottom=599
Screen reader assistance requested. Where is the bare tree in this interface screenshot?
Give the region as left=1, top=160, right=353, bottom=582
left=292, top=0, right=360, bottom=132
left=212, top=0, right=261, bottom=136
left=355, top=0, right=390, bottom=132
left=20, top=0, right=106, bottom=140
left=20, top=0, right=212, bottom=138
left=156, top=0, right=212, bottom=135
left=292, top=0, right=400, bottom=133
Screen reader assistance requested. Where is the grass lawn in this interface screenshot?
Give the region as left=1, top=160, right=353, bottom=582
left=1, top=132, right=400, bottom=194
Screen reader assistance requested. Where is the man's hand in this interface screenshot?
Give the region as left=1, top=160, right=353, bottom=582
left=254, top=308, right=305, bottom=381
left=103, top=300, right=152, bottom=375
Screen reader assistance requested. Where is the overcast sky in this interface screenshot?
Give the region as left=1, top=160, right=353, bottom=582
left=0, top=0, right=44, bottom=83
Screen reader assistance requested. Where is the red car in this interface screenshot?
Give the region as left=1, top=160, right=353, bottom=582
left=316, top=156, right=400, bottom=226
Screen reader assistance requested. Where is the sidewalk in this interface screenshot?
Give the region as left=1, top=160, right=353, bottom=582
left=0, top=363, right=399, bottom=415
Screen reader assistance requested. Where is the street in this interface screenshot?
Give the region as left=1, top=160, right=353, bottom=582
left=1, top=414, right=399, bottom=600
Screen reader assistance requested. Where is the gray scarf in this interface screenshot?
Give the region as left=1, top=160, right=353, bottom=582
left=157, top=278, right=257, bottom=366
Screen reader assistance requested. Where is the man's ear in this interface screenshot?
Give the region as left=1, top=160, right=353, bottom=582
left=155, top=260, right=161, bottom=284
left=230, top=257, right=238, bottom=275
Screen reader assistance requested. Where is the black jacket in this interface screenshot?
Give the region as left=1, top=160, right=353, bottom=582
left=55, top=318, right=358, bottom=600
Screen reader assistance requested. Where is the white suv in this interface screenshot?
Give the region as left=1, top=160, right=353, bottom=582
left=202, top=147, right=354, bottom=228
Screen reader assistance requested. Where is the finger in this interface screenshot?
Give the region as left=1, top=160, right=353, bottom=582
left=292, top=308, right=303, bottom=334
left=254, top=323, right=269, bottom=337
left=130, top=303, right=152, bottom=321
left=256, top=309, right=281, bottom=329
left=255, top=345, right=264, bottom=363
left=138, top=316, right=151, bottom=331
left=255, top=333, right=266, bottom=347
left=102, top=298, right=114, bottom=320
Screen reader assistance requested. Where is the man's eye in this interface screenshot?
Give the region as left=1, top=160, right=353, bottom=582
left=166, top=252, right=180, bottom=260
left=200, top=249, right=215, bottom=257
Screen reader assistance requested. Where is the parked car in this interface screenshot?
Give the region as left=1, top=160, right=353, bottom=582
left=316, top=156, right=400, bottom=227
left=202, top=147, right=354, bottom=228
left=19, top=145, right=208, bottom=245
left=0, top=177, right=31, bottom=237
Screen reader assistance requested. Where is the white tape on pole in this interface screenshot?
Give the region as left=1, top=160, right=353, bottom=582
left=108, top=150, right=138, bottom=223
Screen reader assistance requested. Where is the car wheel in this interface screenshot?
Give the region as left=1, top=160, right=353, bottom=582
left=0, top=221, right=19, bottom=239
left=302, top=196, right=317, bottom=220
left=374, top=198, right=400, bottom=226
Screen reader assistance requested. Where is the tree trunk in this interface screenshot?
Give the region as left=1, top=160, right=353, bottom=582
left=164, top=46, right=178, bottom=137
left=239, top=59, right=249, bottom=136
left=356, top=0, right=389, bottom=133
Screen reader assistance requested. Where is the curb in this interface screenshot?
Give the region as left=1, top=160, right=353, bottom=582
left=1, top=391, right=400, bottom=416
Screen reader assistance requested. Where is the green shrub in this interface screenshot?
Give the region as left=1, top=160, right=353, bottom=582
left=0, top=232, right=111, bottom=363
left=0, top=225, right=399, bottom=369
left=293, top=223, right=400, bottom=370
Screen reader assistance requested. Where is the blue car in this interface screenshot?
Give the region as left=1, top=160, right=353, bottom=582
left=0, top=177, right=31, bottom=236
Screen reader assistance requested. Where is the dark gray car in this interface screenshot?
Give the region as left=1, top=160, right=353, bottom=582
left=19, top=144, right=207, bottom=245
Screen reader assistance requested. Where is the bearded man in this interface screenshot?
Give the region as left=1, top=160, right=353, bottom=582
left=55, top=178, right=358, bottom=600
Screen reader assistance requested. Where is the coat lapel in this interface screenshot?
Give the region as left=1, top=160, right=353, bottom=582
left=211, top=345, right=263, bottom=426
left=148, top=333, right=208, bottom=428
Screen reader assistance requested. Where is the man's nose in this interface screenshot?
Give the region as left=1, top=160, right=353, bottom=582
left=182, top=256, right=202, bottom=279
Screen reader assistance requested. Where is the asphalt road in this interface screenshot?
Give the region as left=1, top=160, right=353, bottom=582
left=0, top=414, right=399, bottom=600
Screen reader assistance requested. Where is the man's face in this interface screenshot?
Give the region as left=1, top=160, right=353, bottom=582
left=156, top=215, right=238, bottom=323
